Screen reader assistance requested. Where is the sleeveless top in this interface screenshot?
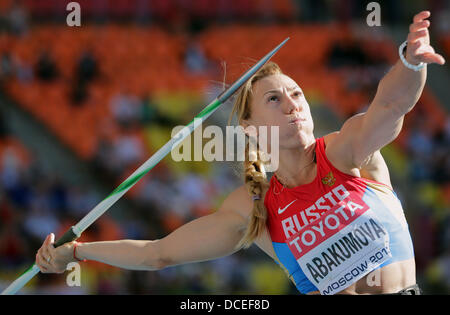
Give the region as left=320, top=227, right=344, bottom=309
left=264, top=137, right=415, bottom=295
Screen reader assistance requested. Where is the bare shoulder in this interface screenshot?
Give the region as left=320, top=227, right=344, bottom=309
left=322, top=131, right=359, bottom=176
left=323, top=130, right=393, bottom=188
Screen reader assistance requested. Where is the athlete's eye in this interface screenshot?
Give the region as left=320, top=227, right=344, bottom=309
left=268, top=95, right=279, bottom=102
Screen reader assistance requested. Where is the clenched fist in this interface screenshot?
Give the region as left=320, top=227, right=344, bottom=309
left=35, top=233, right=76, bottom=274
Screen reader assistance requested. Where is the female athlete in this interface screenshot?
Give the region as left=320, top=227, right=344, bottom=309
left=35, top=11, right=445, bottom=295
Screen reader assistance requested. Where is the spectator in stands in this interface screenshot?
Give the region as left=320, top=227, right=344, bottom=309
left=185, top=42, right=208, bottom=75
left=328, top=39, right=368, bottom=68
left=110, top=88, right=141, bottom=128
left=71, top=50, right=99, bottom=105
left=430, top=121, right=450, bottom=184
left=23, top=206, right=59, bottom=242
left=71, top=81, right=87, bottom=105
left=91, top=119, right=122, bottom=177
left=35, top=50, right=59, bottom=82
left=66, top=186, right=100, bottom=218
left=108, top=125, right=144, bottom=176
left=0, top=52, right=33, bottom=87
left=407, top=122, right=435, bottom=181
left=76, top=50, right=98, bottom=84
left=46, top=175, right=69, bottom=216
left=1, top=147, right=23, bottom=191
left=92, top=135, right=116, bottom=176
left=12, top=54, right=33, bottom=84
left=0, top=53, right=13, bottom=85
left=136, top=167, right=176, bottom=212
left=0, top=110, right=7, bottom=138
left=6, top=0, right=28, bottom=36
left=183, top=35, right=217, bottom=77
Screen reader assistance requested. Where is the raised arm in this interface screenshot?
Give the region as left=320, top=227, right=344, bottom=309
left=35, top=186, right=252, bottom=273
left=330, top=11, right=445, bottom=169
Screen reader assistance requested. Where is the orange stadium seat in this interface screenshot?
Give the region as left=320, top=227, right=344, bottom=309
left=0, top=0, right=14, bottom=12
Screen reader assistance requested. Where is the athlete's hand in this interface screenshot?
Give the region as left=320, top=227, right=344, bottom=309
left=405, top=11, right=445, bottom=66
left=35, top=233, right=75, bottom=274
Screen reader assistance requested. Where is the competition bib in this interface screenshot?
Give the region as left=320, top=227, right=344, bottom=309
left=285, top=194, right=392, bottom=295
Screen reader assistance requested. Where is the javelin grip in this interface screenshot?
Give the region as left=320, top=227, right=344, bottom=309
left=0, top=227, right=79, bottom=295
left=53, top=227, right=79, bottom=248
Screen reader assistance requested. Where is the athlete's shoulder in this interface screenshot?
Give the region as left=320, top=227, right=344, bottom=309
left=321, top=132, right=392, bottom=187
left=318, top=130, right=345, bottom=162
left=318, top=131, right=362, bottom=177
left=322, top=131, right=339, bottom=145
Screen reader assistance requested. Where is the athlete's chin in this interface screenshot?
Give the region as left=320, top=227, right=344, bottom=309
left=281, top=130, right=314, bottom=149
left=295, top=127, right=314, bottom=141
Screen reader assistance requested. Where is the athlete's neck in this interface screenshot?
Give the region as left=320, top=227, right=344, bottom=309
left=274, top=138, right=317, bottom=188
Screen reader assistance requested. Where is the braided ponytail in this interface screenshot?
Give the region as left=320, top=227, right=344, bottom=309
left=237, top=137, right=269, bottom=249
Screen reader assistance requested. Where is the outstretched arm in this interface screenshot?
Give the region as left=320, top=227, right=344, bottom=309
left=332, top=11, right=445, bottom=168
left=35, top=187, right=251, bottom=273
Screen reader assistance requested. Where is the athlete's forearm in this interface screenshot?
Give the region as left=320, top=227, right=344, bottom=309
left=75, top=240, right=163, bottom=271
left=374, top=57, right=426, bottom=116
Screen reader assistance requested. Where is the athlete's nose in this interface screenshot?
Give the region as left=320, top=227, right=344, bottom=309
left=282, top=93, right=301, bottom=114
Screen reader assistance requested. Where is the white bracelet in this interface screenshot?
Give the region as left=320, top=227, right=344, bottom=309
left=399, top=41, right=426, bottom=71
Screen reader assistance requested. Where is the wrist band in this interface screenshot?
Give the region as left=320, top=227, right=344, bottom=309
left=399, top=41, right=426, bottom=71
left=73, top=242, right=87, bottom=262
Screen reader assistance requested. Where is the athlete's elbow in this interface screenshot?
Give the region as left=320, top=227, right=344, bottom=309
left=142, top=240, right=170, bottom=271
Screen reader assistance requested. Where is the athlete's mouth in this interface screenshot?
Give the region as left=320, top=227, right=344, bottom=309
left=289, top=116, right=306, bottom=124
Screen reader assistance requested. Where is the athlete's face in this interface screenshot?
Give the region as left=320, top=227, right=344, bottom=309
left=243, top=74, right=314, bottom=150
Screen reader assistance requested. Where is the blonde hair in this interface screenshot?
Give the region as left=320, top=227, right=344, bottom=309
left=228, top=61, right=283, bottom=249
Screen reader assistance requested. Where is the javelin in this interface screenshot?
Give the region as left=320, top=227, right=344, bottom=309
left=1, top=37, right=289, bottom=295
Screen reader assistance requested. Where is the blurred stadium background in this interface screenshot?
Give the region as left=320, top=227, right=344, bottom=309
left=0, top=0, right=449, bottom=294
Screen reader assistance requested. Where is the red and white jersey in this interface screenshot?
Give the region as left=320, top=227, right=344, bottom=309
left=264, top=137, right=414, bottom=295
